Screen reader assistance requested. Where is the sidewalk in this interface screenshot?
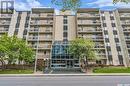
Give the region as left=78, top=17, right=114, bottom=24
left=1, top=73, right=130, bottom=77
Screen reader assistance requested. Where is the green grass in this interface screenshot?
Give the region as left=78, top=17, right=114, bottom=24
left=0, top=69, right=33, bottom=74
left=93, top=67, right=130, bottom=73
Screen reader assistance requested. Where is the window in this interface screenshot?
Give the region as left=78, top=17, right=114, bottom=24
left=109, top=11, right=113, bottom=14
left=106, top=46, right=111, bottom=51
left=63, top=19, right=67, bottom=24
left=105, top=38, right=109, bottom=42
left=102, top=16, right=105, bottom=20
left=101, top=11, right=104, bottom=14
left=113, top=30, right=117, bottom=35
left=118, top=55, right=124, bottom=65
left=64, top=16, right=67, bottom=18
left=15, top=23, right=20, bottom=28
left=23, top=29, right=27, bottom=35
left=116, top=46, right=121, bottom=51
left=103, top=23, right=107, bottom=27
left=111, top=23, right=116, bottom=27
left=115, top=38, right=119, bottom=42
left=63, top=32, right=68, bottom=38
left=64, top=25, right=68, bottom=31
left=110, top=16, right=114, bottom=20
left=104, top=30, right=108, bottom=35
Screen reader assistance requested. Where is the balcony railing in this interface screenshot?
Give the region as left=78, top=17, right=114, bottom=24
left=120, top=13, right=130, bottom=17
left=31, top=44, right=51, bottom=49
left=0, top=14, right=12, bottom=18
left=77, top=13, right=100, bottom=18
left=30, top=21, right=53, bottom=25
left=121, top=21, right=130, bottom=25
left=29, top=29, right=52, bottom=33
left=37, top=54, right=50, bottom=59
left=94, top=45, right=105, bottom=48
left=31, top=14, right=53, bottom=18
left=0, top=28, right=8, bottom=33
left=0, top=22, right=10, bottom=25
left=78, top=29, right=102, bottom=32
left=78, top=21, right=101, bottom=25
left=28, top=36, right=52, bottom=41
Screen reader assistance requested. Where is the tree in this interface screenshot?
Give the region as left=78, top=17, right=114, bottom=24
left=113, top=0, right=130, bottom=4
left=51, top=0, right=129, bottom=12
left=68, top=38, right=99, bottom=71
left=0, top=35, right=34, bottom=66
left=51, top=0, right=81, bottom=11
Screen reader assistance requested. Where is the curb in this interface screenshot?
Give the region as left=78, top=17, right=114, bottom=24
left=1, top=74, right=130, bottom=77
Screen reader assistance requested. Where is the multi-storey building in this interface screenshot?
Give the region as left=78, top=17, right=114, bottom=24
left=1, top=8, right=130, bottom=69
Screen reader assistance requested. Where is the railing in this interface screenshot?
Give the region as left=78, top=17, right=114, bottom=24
left=94, top=45, right=105, bottom=48
left=0, top=22, right=10, bottom=25
left=78, top=21, right=101, bottom=25
left=125, top=36, right=130, bottom=40
left=0, top=28, right=8, bottom=32
left=121, top=21, right=130, bottom=24
left=78, top=29, right=102, bottom=32
left=120, top=13, right=130, bottom=17
left=28, top=36, right=52, bottom=40
left=30, top=21, right=53, bottom=25
left=31, top=44, right=51, bottom=49
left=29, top=29, right=52, bottom=32
left=77, top=13, right=100, bottom=17
left=31, top=14, right=53, bottom=18
left=37, top=54, right=50, bottom=59
left=0, top=14, right=12, bottom=18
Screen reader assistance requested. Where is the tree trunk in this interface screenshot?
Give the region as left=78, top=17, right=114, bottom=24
left=0, top=59, right=5, bottom=70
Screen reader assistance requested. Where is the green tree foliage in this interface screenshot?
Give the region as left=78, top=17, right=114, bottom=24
left=51, top=0, right=130, bottom=11
left=68, top=38, right=99, bottom=69
left=113, top=0, right=130, bottom=4
left=0, top=35, right=34, bottom=65
left=51, top=0, right=81, bottom=11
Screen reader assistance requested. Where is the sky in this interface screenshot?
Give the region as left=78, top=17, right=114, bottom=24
left=13, top=0, right=130, bottom=11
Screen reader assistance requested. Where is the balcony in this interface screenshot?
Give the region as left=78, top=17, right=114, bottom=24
left=0, top=22, right=10, bottom=26
left=94, top=45, right=105, bottom=50
left=0, top=28, right=8, bottom=33
left=77, top=13, right=100, bottom=19
left=0, top=14, right=12, bottom=18
left=121, top=21, right=130, bottom=25
left=127, top=44, right=130, bottom=49
left=29, top=28, right=52, bottom=33
left=79, top=36, right=104, bottom=41
left=125, top=36, right=130, bottom=41
left=37, top=54, right=50, bottom=59
left=28, top=36, right=52, bottom=41
left=78, top=29, right=102, bottom=34
left=31, top=14, right=53, bottom=19
left=120, top=13, right=130, bottom=19
left=31, top=44, right=51, bottom=50
left=78, top=21, right=101, bottom=26
left=123, top=28, right=130, bottom=32
left=30, top=21, right=53, bottom=26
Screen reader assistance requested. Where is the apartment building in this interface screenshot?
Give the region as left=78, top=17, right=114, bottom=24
left=0, top=8, right=130, bottom=69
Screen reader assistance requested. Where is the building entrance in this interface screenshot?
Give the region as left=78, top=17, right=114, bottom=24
left=51, top=41, right=79, bottom=69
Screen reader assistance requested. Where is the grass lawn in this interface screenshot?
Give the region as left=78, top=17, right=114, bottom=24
left=0, top=69, right=34, bottom=74
left=93, top=67, right=130, bottom=73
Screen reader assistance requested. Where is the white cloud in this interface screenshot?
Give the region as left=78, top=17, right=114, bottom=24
left=14, top=0, right=43, bottom=11
left=86, top=0, right=130, bottom=8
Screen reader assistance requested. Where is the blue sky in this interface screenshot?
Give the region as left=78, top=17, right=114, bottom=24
left=14, top=0, right=130, bottom=11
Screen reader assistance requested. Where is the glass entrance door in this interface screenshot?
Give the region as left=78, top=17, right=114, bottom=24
left=66, top=60, right=73, bottom=68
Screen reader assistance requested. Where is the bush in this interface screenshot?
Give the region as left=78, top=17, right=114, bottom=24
left=93, top=67, right=130, bottom=73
